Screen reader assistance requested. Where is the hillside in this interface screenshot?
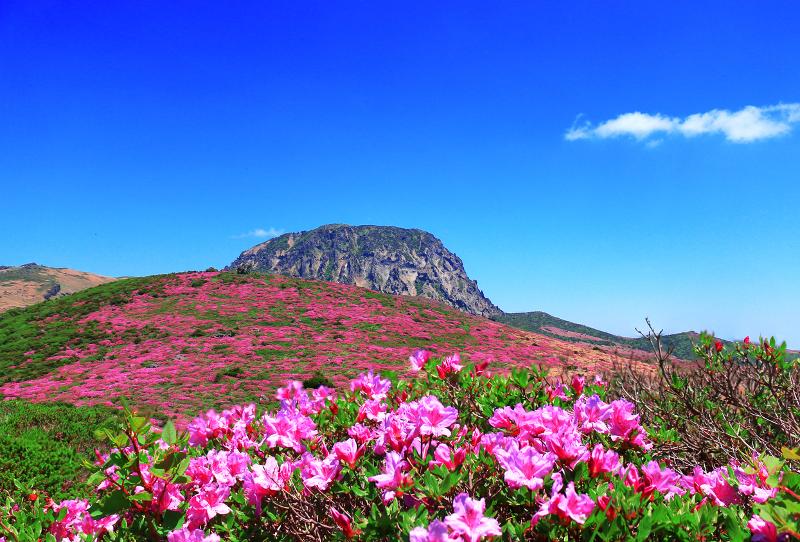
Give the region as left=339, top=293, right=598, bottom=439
left=496, top=311, right=702, bottom=359
left=0, top=272, right=654, bottom=421
left=227, top=224, right=502, bottom=317
left=0, top=263, right=115, bottom=312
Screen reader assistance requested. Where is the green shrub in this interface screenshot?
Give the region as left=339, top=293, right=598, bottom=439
left=0, top=400, right=121, bottom=500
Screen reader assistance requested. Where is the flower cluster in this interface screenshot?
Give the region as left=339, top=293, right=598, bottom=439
left=1, top=350, right=797, bottom=542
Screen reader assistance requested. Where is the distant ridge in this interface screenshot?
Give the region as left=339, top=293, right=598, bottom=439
left=227, top=224, right=502, bottom=317
left=0, top=263, right=115, bottom=312
left=495, top=311, right=706, bottom=360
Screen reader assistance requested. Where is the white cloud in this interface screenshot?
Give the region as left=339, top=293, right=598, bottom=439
left=232, top=227, right=283, bottom=239
left=566, top=103, right=800, bottom=143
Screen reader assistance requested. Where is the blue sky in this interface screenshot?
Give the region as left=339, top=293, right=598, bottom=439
left=1, top=1, right=798, bottom=345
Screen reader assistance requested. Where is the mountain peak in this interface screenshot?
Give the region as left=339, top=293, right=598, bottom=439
left=228, top=224, right=501, bottom=317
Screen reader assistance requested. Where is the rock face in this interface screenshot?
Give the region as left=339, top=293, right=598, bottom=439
left=227, top=224, right=502, bottom=317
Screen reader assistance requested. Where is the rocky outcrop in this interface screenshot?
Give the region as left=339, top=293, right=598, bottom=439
left=227, top=224, right=502, bottom=317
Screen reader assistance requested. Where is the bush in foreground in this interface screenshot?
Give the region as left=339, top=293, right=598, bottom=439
left=1, top=349, right=798, bottom=541
left=0, top=400, right=121, bottom=501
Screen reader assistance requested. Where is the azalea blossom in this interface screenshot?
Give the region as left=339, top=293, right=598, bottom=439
left=262, top=406, right=318, bottom=452
left=641, top=461, right=686, bottom=500
left=444, top=493, right=501, bottom=542
left=350, top=370, right=392, bottom=400
left=436, top=353, right=464, bottom=378
left=243, top=457, right=285, bottom=513
left=608, top=399, right=651, bottom=449
left=587, top=444, right=621, bottom=478
left=410, top=520, right=456, bottom=542
left=747, top=515, right=778, bottom=542
left=331, top=507, right=360, bottom=539
left=532, top=474, right=596, bottom=526
left=368, top=451, right=411, bottom=502
left=300, top=453, right=341, bottom=491
left=185, top=485, right=231, bottom=528
left=494, top=442, right=555, bottom=491
left=167, top=528, right=221, bottom=542
left=572, top=394, right=613, bottom=434
left=409, top=349, right=432, bottom=373
left=409, top=395, right=459, bottom=437
left=433, top=443, right=467, bottom=471
left=332, top=438, right=364, bottom=469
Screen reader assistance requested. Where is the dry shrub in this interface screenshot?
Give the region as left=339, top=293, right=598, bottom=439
left=608, top=319, right=800, bottom=471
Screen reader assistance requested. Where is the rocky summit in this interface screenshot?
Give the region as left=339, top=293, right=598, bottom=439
left=227, top=224, right=502, bottom=317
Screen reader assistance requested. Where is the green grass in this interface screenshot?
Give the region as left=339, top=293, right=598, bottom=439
left=0, top=400, right=121, bottom=500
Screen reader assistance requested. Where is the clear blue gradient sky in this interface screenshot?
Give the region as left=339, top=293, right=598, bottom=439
left=1, top=2, right=798, bottom=345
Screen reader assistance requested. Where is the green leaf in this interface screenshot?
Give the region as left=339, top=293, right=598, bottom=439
left=161, top=420, right=177, bottom=445
left=89, top=490, right=131, bottom=518
left=636, top=513, right=653, bottom=541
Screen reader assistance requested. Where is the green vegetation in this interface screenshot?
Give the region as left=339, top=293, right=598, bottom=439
left=301, top=371, right=335, bottom=389
left=0, top=400, right=121, bottom=500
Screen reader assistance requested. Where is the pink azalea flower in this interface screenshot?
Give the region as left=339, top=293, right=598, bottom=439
left=276, top=380, right=306, bottom=401
left=262, top=406, right=318, bottom=453
left=540, top=427, right=589, bottom=468
left=572, top=394, right=613, bottom=434
left=243, top=457, right=284, bottom=513
left=48, top=499, right=120, bottom=540
left=734, top=458, right=778, bottom=503
left=747, top=515, right=778, bottom=542
left=347, top=423, right=376, bottom=444
left=681, top=466, right=740, bottom=506
left=545, top=382, right=568, bottom=402
left=641, top=461, right=686, bottom=500
left=494, top=442, right=555, bottom=491
left=350, top=371, right=392, bottom=400
left=433, top=443, right=467, bottom=471
left=188, top=409, right=229, bottom=447
left=331, top=507, right=360, bottom=539
left=311, top=385, right=337, bottom=407
left=480, top=432, right=513, bottom=455
left=300, top=453, right=341, bottom=491
left=410, top=520, right=456, bottom=542
left=436, top=354, right=464, bottom=379
left=410, top=395, right=459, bottom=437
left=444, top=493, right=501, bottom=542
left=357, top=399, right=388, bottom=422
left=332, top=438, right=365, bottom=469
left=151, top=479, right=185, bottom=513
left=532, top=474, right=596, bottom=526
left=367, top=451, right=411, bottom=502
left=587, top=444, right=621, bottom=478
left=409, top=349, right=432, bottom=373
left=186, top=485, right=231, bottom=529
left=167, top=528, right=221, bottom=542
left=571, top=375, right=585, bottom=396
left=608, top=400, right=651, bottom=450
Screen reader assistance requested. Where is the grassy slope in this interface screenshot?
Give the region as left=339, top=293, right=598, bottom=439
left=495, top=311, right=702, bottom=360
left=0, top=272, right=655, bottom=421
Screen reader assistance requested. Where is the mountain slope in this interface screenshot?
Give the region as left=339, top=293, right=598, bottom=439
left=0, top=272, right=654, bottom=421
left=227, top=224, right=501, bottom=317
left=0, top=263, right=115, bottom=313
left=496, top=311, right=704, bottom=360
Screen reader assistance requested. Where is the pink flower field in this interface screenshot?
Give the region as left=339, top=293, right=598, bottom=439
left=0, top=272, right=654, bottom=421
